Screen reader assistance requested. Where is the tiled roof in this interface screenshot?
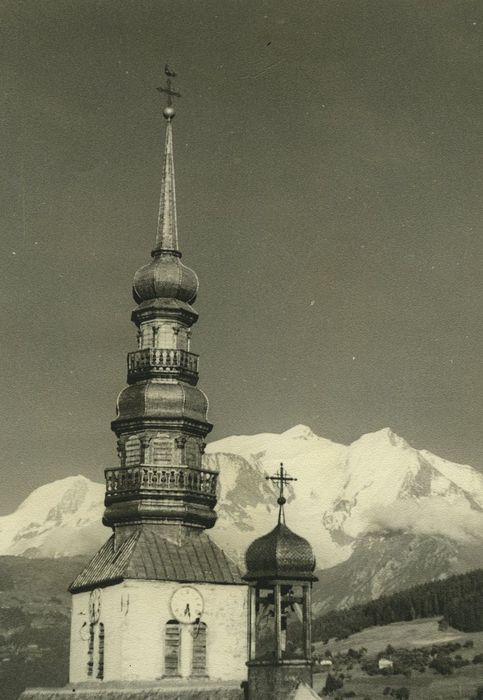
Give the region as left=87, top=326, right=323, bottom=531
left=244, top=522, right=316, bottom=582
left=69, top=528, right=243, bottom=592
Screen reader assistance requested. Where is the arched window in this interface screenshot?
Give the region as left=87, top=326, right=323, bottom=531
left=184, top=438, right=199, bottom=468
left=150, top=433, right=172, bottom=466
left=96, top=623, right=105, bottom=680
left=158, top=323, right=175, bottom=348
left=192, top=622, right=207, bottom=676
left=87, top=623, right=95, bottom=676
left=164, top=620, right=181, bottom=677
left=125, top=436, right=141, bottom=466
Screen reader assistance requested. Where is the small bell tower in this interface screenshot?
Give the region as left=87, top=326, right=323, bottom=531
left=244, top=464, right=317, bottom=700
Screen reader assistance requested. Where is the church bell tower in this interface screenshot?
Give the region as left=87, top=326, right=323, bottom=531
left=104, top=97, right=216, bottom=540
left=244, top=465, right=317, bottom=700
left=64, top=78, right=249, bottom=697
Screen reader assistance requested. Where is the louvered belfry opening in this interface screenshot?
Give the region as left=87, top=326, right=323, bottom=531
left=87, top=623, right=95, bottom=677
left=191, top=622, right=207, bottom=676
left=97, top=623, right=105, bottom=680
left=164, top=620, right=181, bottom=677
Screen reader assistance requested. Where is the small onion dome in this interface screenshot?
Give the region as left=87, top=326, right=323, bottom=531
left=244, top=522, right=316, bottom=582
left=132, top=251, right=199, bottom=305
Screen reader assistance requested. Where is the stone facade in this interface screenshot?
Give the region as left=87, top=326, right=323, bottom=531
left=69, top=581, right=248, bottom=684
left=20, top=682, right=245, bottom=700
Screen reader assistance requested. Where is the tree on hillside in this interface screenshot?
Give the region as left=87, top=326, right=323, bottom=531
left=321, top=672, right=343, bottom=695
left=313, top=567, right=483, bottom=641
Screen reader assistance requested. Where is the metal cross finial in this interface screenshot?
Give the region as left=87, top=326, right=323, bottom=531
left=157, top=64, right=181, bottom=114
left=266, top=463, right=297, bottom=524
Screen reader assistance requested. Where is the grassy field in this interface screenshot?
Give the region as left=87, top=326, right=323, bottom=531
left=314, top=617, right=483, bottom=657
left=313, top=665, right=483, bottom=699
left=313, top=618, right=483, bottom=699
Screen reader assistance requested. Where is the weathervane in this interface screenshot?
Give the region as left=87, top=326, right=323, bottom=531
left=157, top=64, right=181, bottom=120
left=266, top=463, right=297, bottom=524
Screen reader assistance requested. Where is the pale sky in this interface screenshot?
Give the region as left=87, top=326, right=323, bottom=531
left=1, top=0, right=483, bottom=513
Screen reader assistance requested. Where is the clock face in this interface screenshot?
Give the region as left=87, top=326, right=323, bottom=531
left=171, top=586, right=204, bottom=624
left=88, top=588, right=102, bottom=624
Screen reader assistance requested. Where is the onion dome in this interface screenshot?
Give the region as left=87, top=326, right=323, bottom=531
left=114, top=381, right=210, bottom=425
left=244, top=522, right=316, bottom=582
left=132, top=103, right=198, bottom=305
left=132, top=253, right=198, bottom=304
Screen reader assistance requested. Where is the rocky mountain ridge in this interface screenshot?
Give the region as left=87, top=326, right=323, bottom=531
left=1, top=425, right=482, bottom=608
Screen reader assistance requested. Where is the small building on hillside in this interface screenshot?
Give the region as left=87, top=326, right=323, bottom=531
left=378, top=657, right=394, bottom=671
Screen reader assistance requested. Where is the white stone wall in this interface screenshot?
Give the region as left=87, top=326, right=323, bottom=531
left=69, top=580, right=248, bottom=684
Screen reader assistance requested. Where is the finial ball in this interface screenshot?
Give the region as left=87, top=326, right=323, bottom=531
left=163, top=106, right=175, bottom=120
left=277, top=496, right=286, bottom=506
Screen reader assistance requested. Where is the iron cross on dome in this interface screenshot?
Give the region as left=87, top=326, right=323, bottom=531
left=266, top=463, right=297, bottom=524
left=157, top=64, right=181, bottom=114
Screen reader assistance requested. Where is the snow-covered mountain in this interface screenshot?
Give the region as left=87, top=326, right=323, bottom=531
left=1, top=425, right=483, bottom=607
left=0, top=476, right=105, bottom=558
left=205, top=425, right=483, bottom=568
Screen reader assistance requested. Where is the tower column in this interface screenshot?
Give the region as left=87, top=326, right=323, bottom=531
left=248, top=586, right=256, bottom=661
left=304, top=584, right=312, bottom=658
left=274, top=584, right=282, bottom=662
left=180, top=626, right=193, bottom=678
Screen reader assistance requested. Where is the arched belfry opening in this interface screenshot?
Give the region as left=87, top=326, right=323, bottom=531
left=150, top=433, right=173, bottom=466
left=124, top=435, right=141, bottom=467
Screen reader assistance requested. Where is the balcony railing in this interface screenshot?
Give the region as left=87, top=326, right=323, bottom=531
left=127, top=348, right=199, bottom=383
left=104, top=465, right=218, bottom=499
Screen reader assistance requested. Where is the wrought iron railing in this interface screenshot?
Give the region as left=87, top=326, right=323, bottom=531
left=105, top=465, right=217, bottom=498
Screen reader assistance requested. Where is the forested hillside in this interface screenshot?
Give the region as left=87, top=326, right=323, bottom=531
left=0, top=556, right=87, bottom=700
left=313, top=568, right=483, bottom=642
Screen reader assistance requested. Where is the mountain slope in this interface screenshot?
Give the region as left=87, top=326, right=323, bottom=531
left=0, top=556, right=86, bottom=700
left=312, top=531, right=483, bottom=615
left=206, top=425, right=483, bottom=568
left=1, top=425, right=483, bottom=610
left=0, top=476, right=106, bottom=558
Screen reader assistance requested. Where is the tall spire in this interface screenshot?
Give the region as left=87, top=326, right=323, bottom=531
left=154, top=114, right=178, bottom=254
left=132, top=74, right=198, bottom=305
left=105, top=69, right=214, bottom=535
left=154, top=67, right=182, bottom=256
